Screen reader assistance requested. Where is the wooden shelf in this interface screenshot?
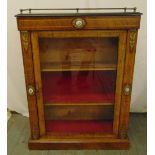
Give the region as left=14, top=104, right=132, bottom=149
left=41, top=62, right=117, bottom=72
left=44, top=102, right=114, bottom=106
left=44, top=103, right=114, bottom=121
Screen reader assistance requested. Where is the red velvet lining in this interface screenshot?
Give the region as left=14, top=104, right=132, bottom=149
left=42, top=71, right=116, bottom=103
left=45, top=120, right=113, bottom=133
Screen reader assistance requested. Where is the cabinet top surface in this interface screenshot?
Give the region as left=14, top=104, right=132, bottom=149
left=16, top=12, right=142, bottom=17
left=15, top=8, right=142, bottom=17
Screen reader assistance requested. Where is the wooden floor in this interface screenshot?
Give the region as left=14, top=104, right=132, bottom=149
left=7, top=113, right=146, bottom=155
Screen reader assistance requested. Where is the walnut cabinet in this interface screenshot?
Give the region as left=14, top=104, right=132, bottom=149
left=16, top=9, right=142, bottom=150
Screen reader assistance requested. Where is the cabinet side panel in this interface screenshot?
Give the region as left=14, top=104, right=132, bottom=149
left=20, top=31, right=40, bottom=139
left=119, top=30, right=138, bottom=138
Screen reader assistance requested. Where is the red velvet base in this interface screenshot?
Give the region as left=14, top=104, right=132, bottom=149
left=42, top=71, right=116, bottom=103
left=45, top=120, right=113, bottom=134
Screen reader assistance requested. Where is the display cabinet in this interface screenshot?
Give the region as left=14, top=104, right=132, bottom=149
left=16, top=8, right=142, bottom=150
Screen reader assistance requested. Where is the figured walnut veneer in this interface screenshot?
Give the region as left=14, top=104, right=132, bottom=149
left=17, top=12, right=141, bottom=149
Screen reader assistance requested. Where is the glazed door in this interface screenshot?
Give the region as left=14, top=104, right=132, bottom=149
left=31, top=30, right=126, bottom=137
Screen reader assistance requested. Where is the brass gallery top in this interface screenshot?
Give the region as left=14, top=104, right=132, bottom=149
left=15, top=8, right=142, bottom=17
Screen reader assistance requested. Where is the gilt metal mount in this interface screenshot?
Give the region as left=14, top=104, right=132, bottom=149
left=129, top=30, right=137, bottom=50
left=21, top=31, right=29, bottom=51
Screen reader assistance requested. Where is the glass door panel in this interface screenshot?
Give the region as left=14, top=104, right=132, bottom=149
left=39, top=38, right=118, bottom=71
left=38, top=36, right=118, bottom=135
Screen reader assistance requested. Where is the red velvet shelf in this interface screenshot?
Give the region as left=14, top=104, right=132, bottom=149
left=41, top=71, right=116, bottom=104
left=45, top=120, right=113, bottom=134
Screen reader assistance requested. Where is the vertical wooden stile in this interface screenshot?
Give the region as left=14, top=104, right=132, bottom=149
left=31, top=32, right=46, bottom=136
left=20, top=31, right=40, bottom=139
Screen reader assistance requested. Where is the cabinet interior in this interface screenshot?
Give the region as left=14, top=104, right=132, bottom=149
left=39, top=37, right=118, bottom=135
